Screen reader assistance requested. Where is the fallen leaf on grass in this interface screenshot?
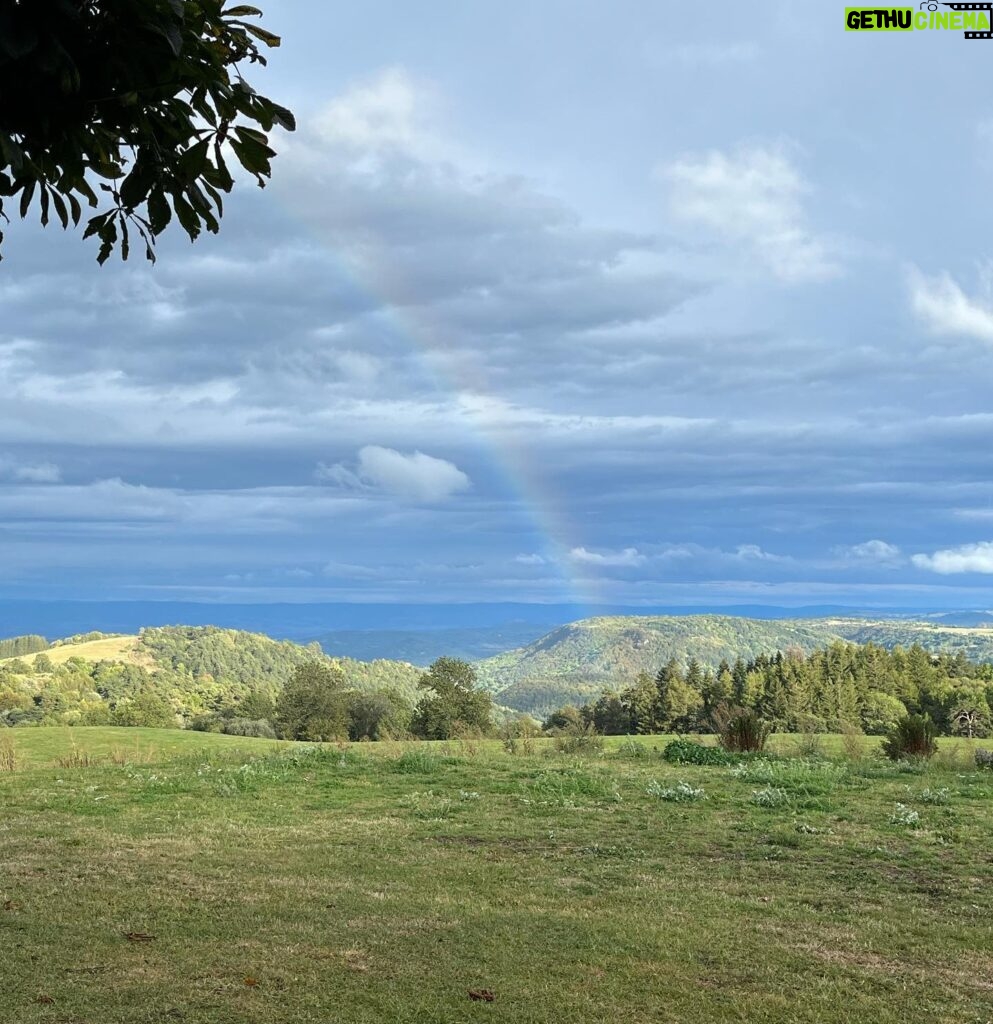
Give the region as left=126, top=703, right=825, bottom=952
left=124, top=932, right=156, bottom=943
left=244, top=976, right=258, bottom=987
left=3, top=900, right=20, bottom=912
left=35, top=995, right=54, bottom=1004
left=468, top=989, right=495, bottom=1002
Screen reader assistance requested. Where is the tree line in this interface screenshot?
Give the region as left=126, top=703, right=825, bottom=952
left=564, top=641, right=993, bottom=737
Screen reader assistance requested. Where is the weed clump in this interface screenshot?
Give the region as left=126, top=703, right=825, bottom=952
left=645, top=780, right=704, bottom=802
left=731, top=758, right=846, bottom=795
left=391, top=748, right=440, bottom=774
left=551, top=725, right=604, bottom=757
left=882, top=715, right=937, bottom=762
left=751, top=786, right=789, bottom=808
left=0, top=733, right=15, bottom=772
left=501, top=717, right=540, bottom=756
left=717, top=707, right=770, bottom=754
left=54, top=745, right=100, bottom=769
left=890, top=803, right=921, bottom=828
left=615, top=738, right=652, bottom=759
left=976, top=748, right=993, bottom=770
left=662, top=738, right=734, bottom=766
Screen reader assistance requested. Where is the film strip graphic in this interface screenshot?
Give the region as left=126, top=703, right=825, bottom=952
left=940, top=2, right=993, bottom=38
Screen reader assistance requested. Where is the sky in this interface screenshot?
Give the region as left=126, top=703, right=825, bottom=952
left=3, top=0, right=993, bottom=610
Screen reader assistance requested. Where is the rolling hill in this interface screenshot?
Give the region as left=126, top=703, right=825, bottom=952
left=477, top=614, right=993, bottom=714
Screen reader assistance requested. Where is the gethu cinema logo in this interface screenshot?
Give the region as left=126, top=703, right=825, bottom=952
left=845, top=2, right=993, bottom=34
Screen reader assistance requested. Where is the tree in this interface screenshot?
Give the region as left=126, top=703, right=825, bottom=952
left=543, top=704, right=583, bottom=734
left=110, top=689, right=175, bottom=728
left=623, top=671, right=659, bottom=734
left=275, top=662, right=349, bottom=742
left=348, top=690, right=411, bottom=742
left=655, top=659, right=702, bottom=733
left=410, top=658, right=492, bottom=740
left=583, top=691, right=630, bottom=735
left=0, top=0, right=294, bottom=263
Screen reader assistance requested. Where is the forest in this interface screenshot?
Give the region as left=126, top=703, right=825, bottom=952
left=571, top=641, right=993, bottom=737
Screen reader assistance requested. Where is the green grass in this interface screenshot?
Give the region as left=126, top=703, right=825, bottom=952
left=0, top=728, right=991, bottom=1023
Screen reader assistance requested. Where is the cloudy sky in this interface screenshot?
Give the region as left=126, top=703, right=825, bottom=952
left=3, top=0, right=993, bottom=609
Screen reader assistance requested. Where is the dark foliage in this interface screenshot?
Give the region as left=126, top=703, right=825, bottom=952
left=882, top=714, right=938, bottom=761
left=661, top=738, right=736, bottom=767
left=716, top=706, right=770, bottom=753
left=0, top=0, right=293, bottom=263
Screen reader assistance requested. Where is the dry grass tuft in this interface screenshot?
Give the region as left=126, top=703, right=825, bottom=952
left=0, top=733, right=16, bottom=772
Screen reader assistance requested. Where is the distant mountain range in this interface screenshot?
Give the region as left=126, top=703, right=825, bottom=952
left=3, top=600, right=993, bottom=662
left=5, top=612, right=993, bottom=721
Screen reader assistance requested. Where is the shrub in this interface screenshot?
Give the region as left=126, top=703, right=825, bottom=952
left=222, top=718, right=277, bottom=739
left=663, top=738, right=734, bottom=766
left=615, top=737, right=652, bottom=759
left=188, top=713, right=225, bottom=733
left=839, top=720, right=868, bottom=762
left=976, top=748, right=993, bottom=770
left=646, top=780, right=705, bottom=802
left=502, top=716, right=540, bottom=756
left=551, top=724, right=604, bottom=757
left=882, top=714, right=938, bottom=762
left=718, top=708, right=770, bottom=753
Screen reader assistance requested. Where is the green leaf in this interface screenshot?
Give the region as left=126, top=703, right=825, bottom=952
left=18, top=180, right=34, bottom=219
left=67, top=193, right=82, bottom=226
left=173, top=194, right=201, bottom=242
left=147, top=190, right=171, bottom=235
left=50, top=190, right=69, bottom=229
left=223, top=6, right=264, bottom=16
left=239, top=23, right=281, bottom=47
left=179, top=139, right=210, bottom=180
left=269, top=101, right=296, bottom=132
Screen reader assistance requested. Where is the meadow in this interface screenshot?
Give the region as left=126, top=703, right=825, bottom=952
left=1, top=728, right=991, bottom=1024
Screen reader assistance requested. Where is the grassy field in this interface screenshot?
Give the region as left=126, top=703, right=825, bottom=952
left=1, top=729, right=991, bottom=1023
left=0, top=635, right=149, bottom=668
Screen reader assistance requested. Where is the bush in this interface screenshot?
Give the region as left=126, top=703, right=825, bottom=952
left=551, top=724, right=604, bottom=757
left=882, top=714, right=938, bottom=761
left=501, top=716, right=540, bottom=756
left=222, top=718, right=277, bottom=739
left=717, top=707, right=770, bottom=753
left=615, top=737, right=652, bottom=759
left=662, top=738, right=734, bottom=766
left=976, top=748, right=993, bottom=770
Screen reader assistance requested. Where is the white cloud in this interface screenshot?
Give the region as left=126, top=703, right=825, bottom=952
left=912, top=541, right=993, bottom=574
left=311, top=67, right=440, bottom=158
left=908, top=265, right=993, bottom=343
left=515, top=553, right=546, bottom=566
left=569, top=546, right=646, bottom=568
left=0, top=457, right=61, bottom=483
left=662, top=143, right=840, bottom=282
left=318, top=445, right=470, bottom=502
left=837, top=539, right=903, bottom=566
